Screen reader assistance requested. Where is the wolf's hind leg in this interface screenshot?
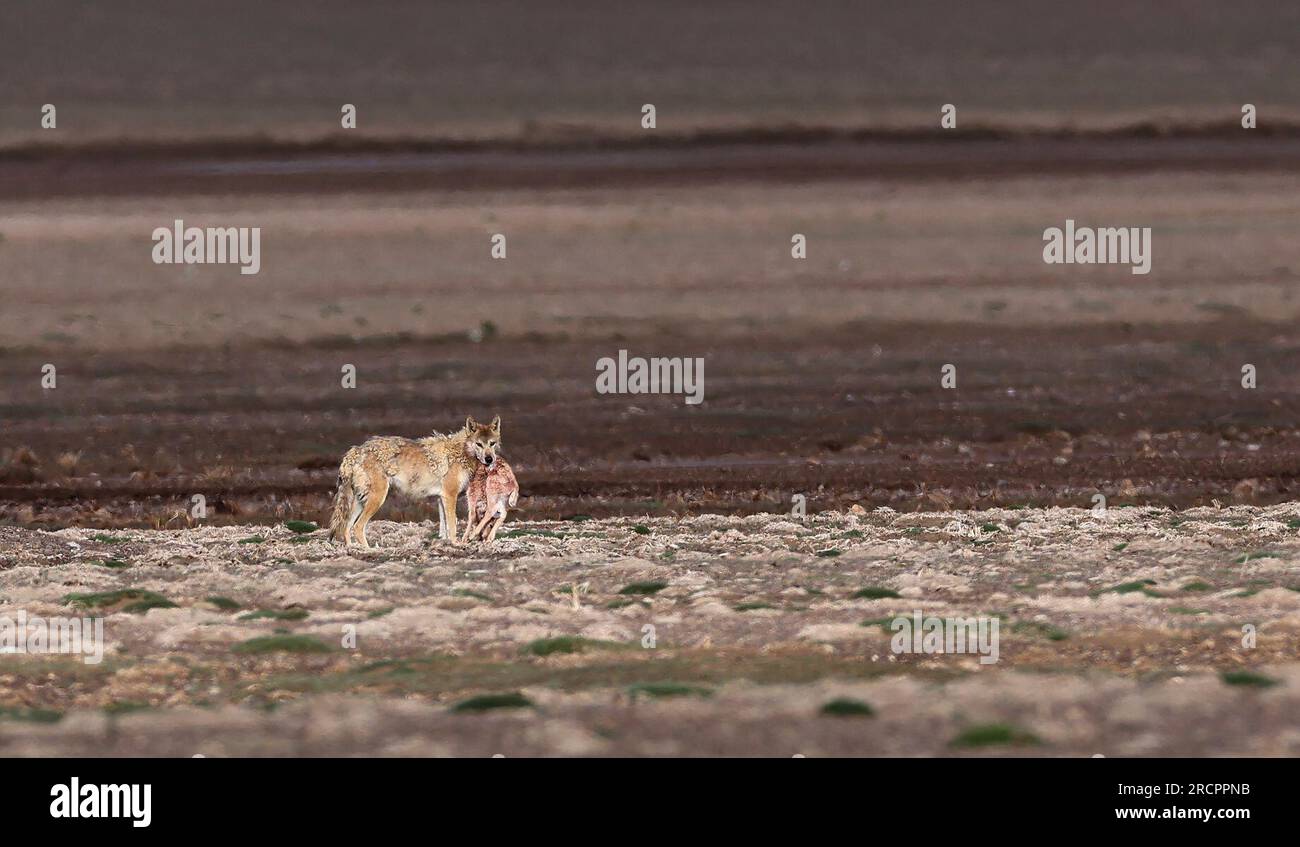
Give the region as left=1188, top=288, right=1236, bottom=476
left=354, top=476, right=389, bottom=550
left=344, top=498, right=364, bottom=545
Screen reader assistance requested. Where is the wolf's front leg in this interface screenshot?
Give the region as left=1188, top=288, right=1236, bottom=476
left=437, top=497, right=447, bottom=539
left=440, top=482, right=460, bottom=544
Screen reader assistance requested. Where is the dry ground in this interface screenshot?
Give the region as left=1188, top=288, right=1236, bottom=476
left=7, top=160, right=1300, bottom=524
left=1, top=506, right=1298, bottom=756
left=5, top=2, right=1300, bottom=756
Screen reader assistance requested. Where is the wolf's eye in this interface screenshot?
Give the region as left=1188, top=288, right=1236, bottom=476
left=489, top=441, right=498, bottom=447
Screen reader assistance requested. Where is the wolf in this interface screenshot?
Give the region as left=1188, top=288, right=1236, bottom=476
left=462, top=457, right=519, bottom=543
left=327, top=416, right=501, bottom=549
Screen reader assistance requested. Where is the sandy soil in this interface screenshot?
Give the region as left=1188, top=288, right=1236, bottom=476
left=0, top=506, right=1297, bottom=756
left=5, top=166, right=1300, bottom=351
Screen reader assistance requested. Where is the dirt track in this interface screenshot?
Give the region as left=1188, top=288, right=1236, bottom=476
left=1, top=507, right=1297, bottom=756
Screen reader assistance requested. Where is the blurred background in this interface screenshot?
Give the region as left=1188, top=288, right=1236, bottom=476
left=3, top=0, right=1300, bottom=527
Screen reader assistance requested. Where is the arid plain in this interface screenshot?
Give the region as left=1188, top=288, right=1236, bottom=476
left=3, top=0, right=1300, bottom=755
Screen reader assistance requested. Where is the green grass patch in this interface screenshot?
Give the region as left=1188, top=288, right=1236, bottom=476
left=1112, top=543, right=1128, bottom=552
left=949, top=723, right=1042, bottom=748
left=451, top=589, right=493, bottom=602
left=1220, top=670, right=1280, bottom=688
left=499, top=528, right=565, bottom=539
left=99, top=558, right=130, bottom=569
left=565, top=514, right=593, bottom=522
left=91, top=534, right=127, bottom=544
left=238, top=536, right=266, bottom=545
left=631, top=524, right=651, bottom=535
left=627, top=681, right=713, bottom=700
left=1011, top=621, right=1069, bottom=641
left=618, top=581, right=667, bottom=596
left=238, top=608, right=309, bottom=622
left=103, top=701, right=149, bottom=716
left=205, top=596, right=241, bottom=611
left=1234, top=551, right=1281, bottom=564
left=733, top=602, right=776, bottom=612
left=451, top=692, right=533, bottom=713
left=367, top=607, right=394, bottom=619
left=0, top=706, right=63, bottom=723
left=852, top=586, right=901, bottom=600
left=820, top=697, right=875, bottom=717
left=815, top=548, right=842, bottom=558
left=524, top=636, right=629, bottom=657
left=1181, top=581, right=1213, bottom=592
left=1169, top=606, right=1209, bottom=616
left=62, top=589, right=176, bottom=614
left=233, top=634, right=333, bottom=654
left=285, top=520, right=319, bottom=534
left=123, top=595, right=178, bottom=614
left=980, top=523, right=1000, bottom=533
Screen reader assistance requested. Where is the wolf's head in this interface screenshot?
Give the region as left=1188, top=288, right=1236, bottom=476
left=463, top=416, right=502, bottom=467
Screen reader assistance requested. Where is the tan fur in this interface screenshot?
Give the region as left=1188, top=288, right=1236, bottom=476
left=327, top=416, right=502, bottom=549
left=461, top=458, right=519, bottom=543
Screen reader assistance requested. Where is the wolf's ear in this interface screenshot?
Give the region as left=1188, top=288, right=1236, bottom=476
left=465, top=416, right=477, bottom=432
left=490, top=415, right=501, bottom=433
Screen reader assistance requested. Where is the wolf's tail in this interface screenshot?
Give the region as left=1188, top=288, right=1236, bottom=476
left=327, top=473, right=353, bottom=543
